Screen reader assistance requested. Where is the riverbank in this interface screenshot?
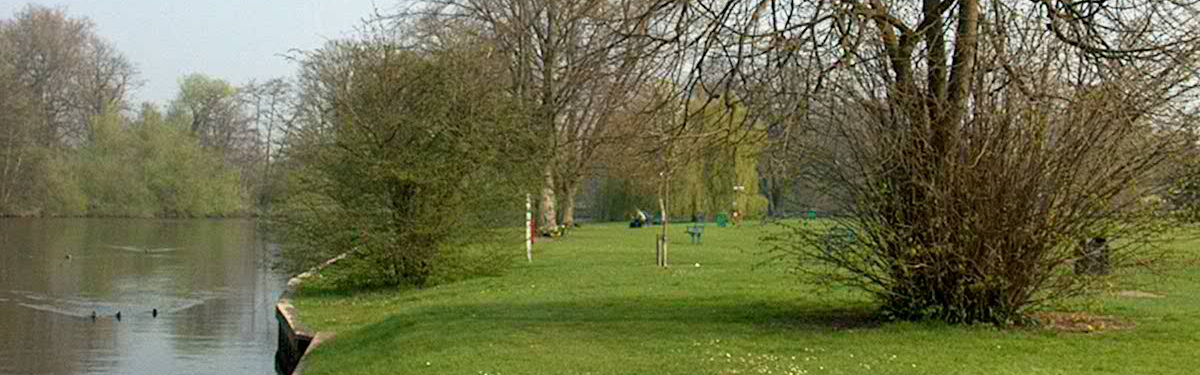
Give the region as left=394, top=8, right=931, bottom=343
left=276, top=253, right=348, bottom=374
left=289, top=222, right=1200, bottom=374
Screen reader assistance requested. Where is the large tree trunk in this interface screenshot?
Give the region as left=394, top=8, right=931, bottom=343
left=540, top=164, right=557, bottom=232
left=562, top=182, right=578, bottom=227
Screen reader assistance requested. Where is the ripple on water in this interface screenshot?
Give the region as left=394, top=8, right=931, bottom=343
left=12, top=291, right=211, bottom=319
left=104, top=245, right=181, bottom=254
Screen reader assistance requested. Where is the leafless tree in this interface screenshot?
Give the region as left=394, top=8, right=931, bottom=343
left=0, top=5, right=138, bottom=145
left=400, top=0, right=667, bottom=229
left=634, top=0, right=1200, bottom=322
left=242, top=78, right=297, bottom=206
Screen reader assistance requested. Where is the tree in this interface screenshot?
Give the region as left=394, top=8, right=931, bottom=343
left=0, top=5, right=137, bottom=215
left=241, top=78, right=297, bottom=207
left=642, top=0, right=1200, bottom=323
left=0, top=36, right=38, bottom=213
left=407, top=0, right=663, bottom=230
left=168, top=73, right=264, bottom=201
left=168, top=74, right=249, bottom=151
left=274, top=30, right=544, bottom=287
left=132, top=104, right=245, bottom=217
left=72, top=104, right=245, bottom=217
left=76, top=37, right=139, bottom=125
left=0, top=5, right=138, bottom=145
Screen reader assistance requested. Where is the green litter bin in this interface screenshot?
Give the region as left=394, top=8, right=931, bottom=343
left=715, top=213, right=729, bottom=227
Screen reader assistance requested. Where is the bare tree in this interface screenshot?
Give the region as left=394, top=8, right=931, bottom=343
left=403, top=0, right=665, bottom=230
left=241, top=78, right=297, bottom=206
left=75, top=37, right=139, bottom=125
left=634, top=0, right=1200, bottom=322
left=0, top=5, right=138, bottom=145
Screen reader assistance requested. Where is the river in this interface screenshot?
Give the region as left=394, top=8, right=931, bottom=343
left=0, top=219, right=285, bottom=375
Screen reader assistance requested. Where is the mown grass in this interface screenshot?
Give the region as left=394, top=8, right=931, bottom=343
left=291, top=221, right=1200, bottom=374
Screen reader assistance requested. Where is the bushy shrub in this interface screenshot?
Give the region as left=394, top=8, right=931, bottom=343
left=274, top=37, right=543, bottom=288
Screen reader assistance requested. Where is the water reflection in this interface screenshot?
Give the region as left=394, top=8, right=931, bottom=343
left=0, top=219, right=285, bottom=375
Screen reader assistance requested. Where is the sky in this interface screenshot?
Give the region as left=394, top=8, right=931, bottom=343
left=0, top=1, right=390, bottom=106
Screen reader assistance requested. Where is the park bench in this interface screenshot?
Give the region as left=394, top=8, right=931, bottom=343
left=686, top=224, right=705, bottom=243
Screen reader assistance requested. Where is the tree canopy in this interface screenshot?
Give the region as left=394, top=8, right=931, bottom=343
left=272, top=32, right=545, bottom=286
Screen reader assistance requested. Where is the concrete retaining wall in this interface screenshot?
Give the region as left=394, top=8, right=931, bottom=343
left=275, top=254, right=347, bottom=374
left=275, top=296, right=313, bottom=375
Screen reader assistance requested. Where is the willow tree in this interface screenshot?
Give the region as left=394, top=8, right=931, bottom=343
left=641, top=0, right=1200, bottom=323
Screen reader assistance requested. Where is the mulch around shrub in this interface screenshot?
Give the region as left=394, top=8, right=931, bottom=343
left=1033, top=312, right=1136, bottom=333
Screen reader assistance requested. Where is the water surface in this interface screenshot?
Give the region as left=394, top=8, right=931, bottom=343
left=0, top=219, right=284, bottom=375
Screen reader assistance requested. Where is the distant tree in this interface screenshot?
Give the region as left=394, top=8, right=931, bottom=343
left=168, top=74, right=250, bottom=151
left=76, top=38, right=139, bottom=124
left=0, top=5, right=137, bottom=215
left=72, top=104, right=245, bottom=217
left=0, top=5, right=138, bottom=145
left=0, top=36, right=38, bottom=213
left=75, top=109, right=156, bottom=217
left=241, top=78, right=297, bottom=207
left=168, top=73, right=264, bottom=201
left=133, top=104, right=245, bottom=217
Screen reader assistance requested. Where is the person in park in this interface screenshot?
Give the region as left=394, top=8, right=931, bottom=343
left=630, top=209, right=648, bottom=228
left=731, top=210, right=741, bottom=226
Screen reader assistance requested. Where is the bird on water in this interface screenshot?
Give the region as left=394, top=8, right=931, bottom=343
left=115, top=311, right=121, bottom=321
left=152, top=308, right=158, bottom=318
left=90, top=311, right=97, bottom=321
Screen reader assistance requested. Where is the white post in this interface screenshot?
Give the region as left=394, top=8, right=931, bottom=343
left=526, top=193, right=532, bottom=262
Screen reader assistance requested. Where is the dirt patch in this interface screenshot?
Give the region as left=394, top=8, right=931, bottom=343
left=1115, top=290, right=1165, bottom=298
left=1033, top=312, right=1135, bottom=333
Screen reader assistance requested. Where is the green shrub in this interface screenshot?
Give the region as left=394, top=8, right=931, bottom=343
left=274, top=37, right=543, bottom=288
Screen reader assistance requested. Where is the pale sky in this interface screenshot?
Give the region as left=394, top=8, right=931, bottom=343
left=0, top=1, right=390, bottom=106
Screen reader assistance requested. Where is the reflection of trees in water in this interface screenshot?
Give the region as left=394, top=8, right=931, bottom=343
left=166, top=220, right=285, bottom=356
left=0, top=219, right=285, bottom=373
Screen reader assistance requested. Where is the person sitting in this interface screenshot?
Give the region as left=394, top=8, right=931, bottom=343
left=629, top=209, right=648, bottom=228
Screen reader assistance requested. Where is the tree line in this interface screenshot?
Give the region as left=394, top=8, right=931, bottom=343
left=0, top=5, right=292, bottom=217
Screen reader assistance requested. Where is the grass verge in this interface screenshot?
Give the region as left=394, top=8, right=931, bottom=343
left=292, top=221, right=1200, bottom=375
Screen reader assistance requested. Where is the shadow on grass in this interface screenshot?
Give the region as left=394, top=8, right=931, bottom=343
left=343, top=294, right=883, bottom=339
left=302, top=295, right=888, bottom=369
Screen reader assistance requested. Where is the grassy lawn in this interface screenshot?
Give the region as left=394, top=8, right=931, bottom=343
left=291, top=221, right=1200, bottom=375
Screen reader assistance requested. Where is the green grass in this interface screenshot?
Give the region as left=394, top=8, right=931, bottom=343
left=291, top=221, right=1200, bottom=375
